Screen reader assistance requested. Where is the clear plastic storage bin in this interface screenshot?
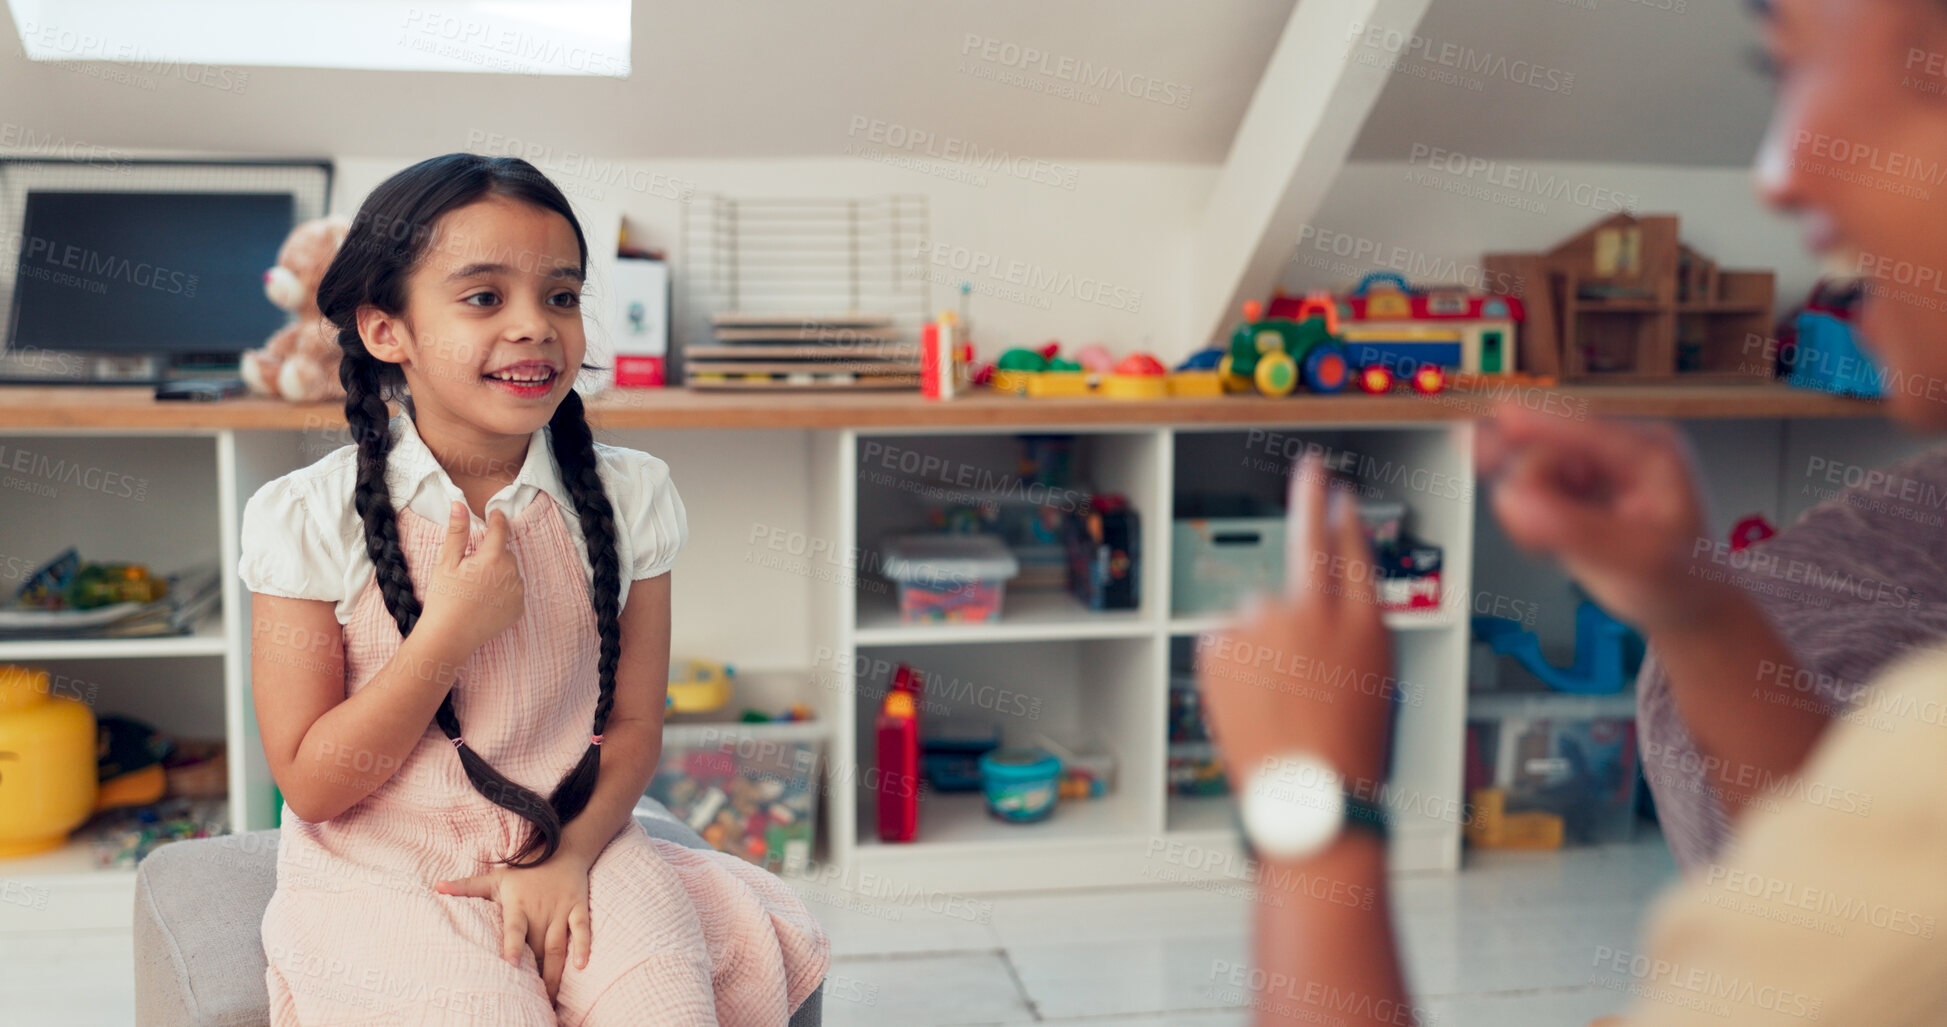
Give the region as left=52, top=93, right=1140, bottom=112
left=1464, top=690, right=1638, bottom=848
left=880, top=534, right=1021, bottom=624
left=645, top=720, right=826, bottom=874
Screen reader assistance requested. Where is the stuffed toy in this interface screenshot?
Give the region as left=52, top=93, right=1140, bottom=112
left=239, top=215, right=351, bottom=402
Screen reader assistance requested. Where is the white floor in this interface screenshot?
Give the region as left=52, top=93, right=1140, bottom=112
left=813, top=830, right=1677, bottom=1026
left=0, top=830, right=1677, bottom=1026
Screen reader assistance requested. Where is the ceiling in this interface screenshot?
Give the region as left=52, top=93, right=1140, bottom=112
left=0, top=0, right=1776, bottom=166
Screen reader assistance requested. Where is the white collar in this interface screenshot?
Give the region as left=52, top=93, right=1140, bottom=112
left=383, top=410, right=569, bottom=527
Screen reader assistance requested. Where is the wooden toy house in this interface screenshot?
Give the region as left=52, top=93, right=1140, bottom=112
left=1484, top=214, right=1776, bottom=382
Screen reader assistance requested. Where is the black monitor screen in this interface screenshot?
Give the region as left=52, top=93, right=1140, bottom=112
left=7, top=191, right=294, bottom=354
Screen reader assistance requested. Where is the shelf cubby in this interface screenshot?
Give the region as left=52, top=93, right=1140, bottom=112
left=850, top=637, right=1162, bottom=852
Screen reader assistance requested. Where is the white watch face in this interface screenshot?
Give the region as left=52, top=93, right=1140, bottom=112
left=1240, top=753, right=1345, bottom=860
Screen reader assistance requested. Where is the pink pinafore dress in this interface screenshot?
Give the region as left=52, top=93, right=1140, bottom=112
left=261, top=492, right=829, bottom=1026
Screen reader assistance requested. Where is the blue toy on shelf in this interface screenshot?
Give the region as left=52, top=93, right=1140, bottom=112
left=1784, top=279, right=1883, bottom=399
left=1472, top=600, right=1633, bottom=695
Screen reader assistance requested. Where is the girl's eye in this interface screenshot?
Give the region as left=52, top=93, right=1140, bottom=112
left=551, top=291, right=582, bottom=308
left=463, top=292, right=500, bottom=308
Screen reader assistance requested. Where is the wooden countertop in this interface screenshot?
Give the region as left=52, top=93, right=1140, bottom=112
left=0, top=382, right=1881, bottom=431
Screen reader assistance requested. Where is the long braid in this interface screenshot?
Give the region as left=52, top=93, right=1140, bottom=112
left=512, top=387, right=623, bottom=863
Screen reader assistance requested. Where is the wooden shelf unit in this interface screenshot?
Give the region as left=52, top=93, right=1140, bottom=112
left=0, top=383, right=1890, bottom=897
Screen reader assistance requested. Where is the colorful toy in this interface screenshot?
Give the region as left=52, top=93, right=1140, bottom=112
left=991, top=343, right=1086, bottom=396
left=1036, top=734, right=1115, bottom=800
left=1264, top=274, right=1524, bottom=395
left=1730, top=514, right=1777, bottom=552
left=89, top=796, right=229, bottom=868
left=1074, top=343, right=1117, bottom=374
left=648, top=722, right=824, bottom=873
left=1784, top=278, right=1883, bottom=398
left=1066, top=494, right=1140, bottom=610
left=0, top=664, right=98, bottom=857
left=1099, top=353, right=1168, bottom=399
left=239, top=215, right=352, bottom=402
left=1167, top=741, right=1227, bottom=796
left=1466, top=689, right=1639, bottom=846
left=1028, top=367, right=1090, bottom=397
left=1472, top=599, right=1631, bottom=695
left=1221, top=296, right=1352, bottom=396
left=881, top=534, right=1021, bottom=623
left=1166, top=350, right=1226, bottom=397
left=1484, top=213, right=1774, bottom=381
left=990, top=347, right=1047, bottom=396
left=979, top=748, right=1060, bottom=822
left=1334, top=272, right=1524, bottom=375
left=1465, top=787, right=1565, bottom=850
left=667, top=659, right=735, bottom=714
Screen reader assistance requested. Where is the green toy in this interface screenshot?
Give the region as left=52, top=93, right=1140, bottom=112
left=1221, top=298, right=1352, bottom=397
left=996, top=348, right=1049, bottom=372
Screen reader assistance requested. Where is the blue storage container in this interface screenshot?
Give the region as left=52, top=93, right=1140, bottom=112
left=1786, top=309, right=1883, bottom=399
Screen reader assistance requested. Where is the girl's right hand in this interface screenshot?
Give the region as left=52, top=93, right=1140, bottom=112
left=420, top=501, right=525, bottom=652
left=1475, top=404, right=1719, bottom=633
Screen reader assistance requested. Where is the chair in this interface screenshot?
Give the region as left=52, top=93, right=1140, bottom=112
left=133, top=800, right=822, bottom=1025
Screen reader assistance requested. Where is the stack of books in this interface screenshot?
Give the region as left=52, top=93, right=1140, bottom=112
left=685, top=314, right=919, bottom=390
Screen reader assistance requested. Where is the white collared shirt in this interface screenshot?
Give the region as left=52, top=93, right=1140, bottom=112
left=238, top=410, right=686, bottom=626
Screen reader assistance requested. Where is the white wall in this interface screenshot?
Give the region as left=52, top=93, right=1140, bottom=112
left=330, top=155, right=1216, bottom=365
left=1280, top=159, right=1819, bottom=313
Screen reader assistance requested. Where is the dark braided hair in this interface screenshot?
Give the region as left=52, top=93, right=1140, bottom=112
left=316, top=153, right=623, bottom=867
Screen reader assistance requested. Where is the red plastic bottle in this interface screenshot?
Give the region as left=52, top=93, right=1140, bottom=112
left=876, top=688, right=920, bottom=842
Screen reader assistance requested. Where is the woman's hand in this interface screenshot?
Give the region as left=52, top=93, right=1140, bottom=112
left=435, top=852, right=593, bottom=1003
left=419, top=501, right=525, bottom=653
left=1475, top=404, right=1719, bottom=632
left=1197, top=454, right=1397, bottom=788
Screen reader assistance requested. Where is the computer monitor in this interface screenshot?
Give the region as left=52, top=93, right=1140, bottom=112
left=6, top=190, right=295, bottom=356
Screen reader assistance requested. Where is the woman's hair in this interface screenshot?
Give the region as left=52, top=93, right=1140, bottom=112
left=315, top=153, right=621, bottom=867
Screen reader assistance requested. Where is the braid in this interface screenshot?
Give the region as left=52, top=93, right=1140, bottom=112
left=340, top=341, right=564, bottom=868
left=518, top=387, right=623, bottom=861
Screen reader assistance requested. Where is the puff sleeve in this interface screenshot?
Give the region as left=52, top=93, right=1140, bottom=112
left=602, top=448, right=689, bottom=581
left=237, top=477, right=346, bottom=603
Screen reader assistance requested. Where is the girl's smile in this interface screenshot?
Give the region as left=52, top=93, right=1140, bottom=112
left=482, top=359, right=561, bottom=399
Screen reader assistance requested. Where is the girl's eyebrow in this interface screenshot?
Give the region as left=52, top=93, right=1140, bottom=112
left=445, top=262, right=585, bottom=283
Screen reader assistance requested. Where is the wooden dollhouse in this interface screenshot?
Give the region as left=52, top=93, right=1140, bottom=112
left=1484, top=214, right=1777, bottom=382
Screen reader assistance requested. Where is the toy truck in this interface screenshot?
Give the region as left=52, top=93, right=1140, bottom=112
left=1222, top=292, right=1446, bottom=396
left=1272, top=273, right=1525, bottom=384
left=1220, top=295, right=1352, bottom=396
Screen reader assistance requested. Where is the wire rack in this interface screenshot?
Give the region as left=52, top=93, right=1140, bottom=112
left=677, top=194, right=929, bottom=383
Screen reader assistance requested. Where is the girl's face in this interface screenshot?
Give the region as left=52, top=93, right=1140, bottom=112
left=360, top=194, right=586, bottom=445
left=1755, top=0, right=1947, bottom=427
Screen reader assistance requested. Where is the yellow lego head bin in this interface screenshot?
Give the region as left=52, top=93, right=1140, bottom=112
left=0, top=665, right=99, bottom=858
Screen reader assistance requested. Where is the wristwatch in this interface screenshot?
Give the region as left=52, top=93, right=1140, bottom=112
left=1235, top=751, right=1389, bottom=862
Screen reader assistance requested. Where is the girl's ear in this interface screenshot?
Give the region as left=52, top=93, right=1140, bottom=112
left=357, top=304, right=411, bottom=366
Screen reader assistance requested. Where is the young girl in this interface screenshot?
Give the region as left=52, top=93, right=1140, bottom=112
left=237, top=153, right=828, bottom=1026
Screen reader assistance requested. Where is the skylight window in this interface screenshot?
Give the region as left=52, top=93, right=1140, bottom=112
left=6, top=0, right=631, bottom=77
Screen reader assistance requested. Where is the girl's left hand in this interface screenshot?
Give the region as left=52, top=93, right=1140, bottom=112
left=436, top=853, right=594, bottom=1002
